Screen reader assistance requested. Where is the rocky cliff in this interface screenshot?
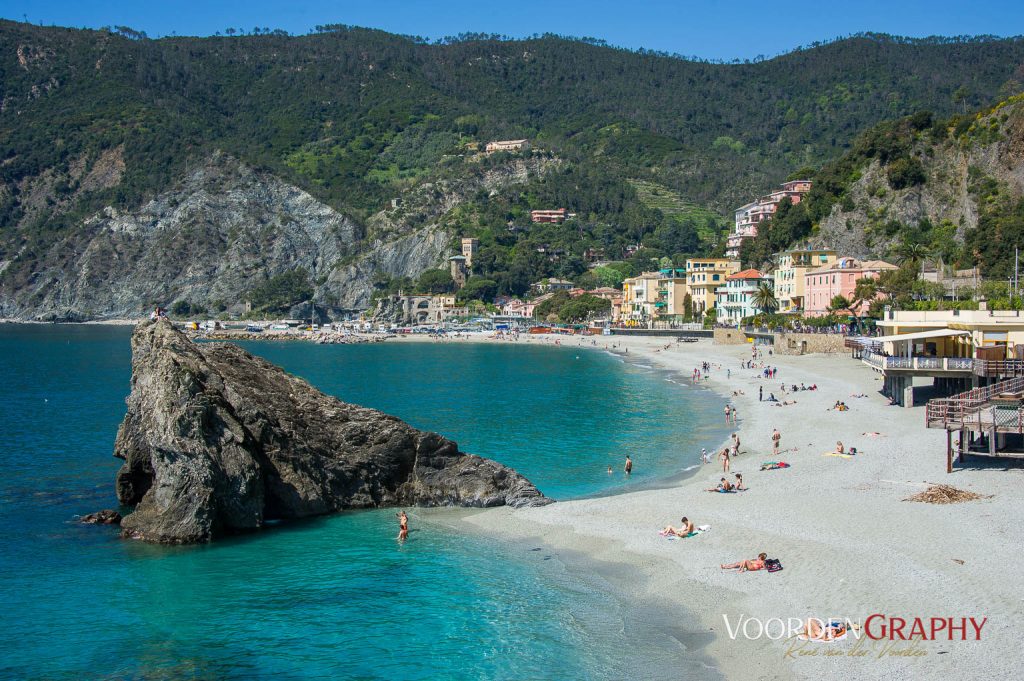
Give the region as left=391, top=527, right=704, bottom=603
left=812, top=99, right=1024, bottom=259
left=0, top=152, right=555, bottom=320
left=113, top=320, right=550, bottom=543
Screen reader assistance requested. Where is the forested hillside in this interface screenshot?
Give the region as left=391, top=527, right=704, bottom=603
left=739, top=96, right=1024, bottom=280
left=1, top=20, right=1023, bottom=318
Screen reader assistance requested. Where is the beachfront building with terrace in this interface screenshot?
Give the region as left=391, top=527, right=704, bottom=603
left=804, top=258, right=897, bottom=317
left=847, top=306, right=1024, bottom=407
left=686, top=258, right=741, bottom=317
left=773, top=248, right=837, bottom=314
left=725, top=180, right=812, bottom=258
left=715, top=269, right=773, bottom=325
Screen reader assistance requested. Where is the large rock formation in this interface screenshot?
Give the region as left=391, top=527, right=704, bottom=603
left=114, top=320, right=550, bottom=544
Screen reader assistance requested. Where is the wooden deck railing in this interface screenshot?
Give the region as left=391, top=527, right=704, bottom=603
left=972, top=359, right=1024, bottom=378
left=925, top=376, right=1024, bottom=428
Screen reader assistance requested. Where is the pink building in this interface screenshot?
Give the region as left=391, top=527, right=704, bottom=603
left=726, top=180, right=813, bottom=258
left=803, top=258, right=898, bottom=317
left=500, top=299, right=537, bottom=318
left=531, top=208, right=575, bottom=224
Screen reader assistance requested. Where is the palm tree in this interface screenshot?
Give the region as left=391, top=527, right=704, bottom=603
left=896, top=241, right=929, bottom=269
left=752, top=282, right=779, bottom=315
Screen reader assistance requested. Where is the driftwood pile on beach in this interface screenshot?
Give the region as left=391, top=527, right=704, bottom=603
left=904, top=484, right=992, bottom=504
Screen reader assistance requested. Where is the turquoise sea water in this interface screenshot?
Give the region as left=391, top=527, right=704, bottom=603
left=0, top=326, right=726, bottom=680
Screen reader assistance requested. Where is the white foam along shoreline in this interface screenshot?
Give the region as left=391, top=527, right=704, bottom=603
left=443, top=332, right=1024, bottom=679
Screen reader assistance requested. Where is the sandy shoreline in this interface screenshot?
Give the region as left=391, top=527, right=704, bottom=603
left=8, top=321, right=1019, bottom=676
left=424, top=332, right=1024, bottom=679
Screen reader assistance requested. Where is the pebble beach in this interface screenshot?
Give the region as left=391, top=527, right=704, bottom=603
left=413, top=331, right=1024, bottom=680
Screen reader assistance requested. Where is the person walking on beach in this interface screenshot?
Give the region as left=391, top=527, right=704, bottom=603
left=397, top=510, right=409, bottom=541
left=759, top=385, right=763, bottom=402
left=731, top=406, right=738, bottom=425
left=771, top=428, right=781, bottom=455
left=720, top=448, right=731, bottom=473
left=724, top=405, right=731, bottom=425
left=624, top=455, right=633, bottom=475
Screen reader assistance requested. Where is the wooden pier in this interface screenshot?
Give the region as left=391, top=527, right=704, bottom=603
left=925, top=377, right=1024, bottom=472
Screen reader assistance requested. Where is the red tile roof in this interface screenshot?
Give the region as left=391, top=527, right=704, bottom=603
left=727, top=268, right=763, bottom=280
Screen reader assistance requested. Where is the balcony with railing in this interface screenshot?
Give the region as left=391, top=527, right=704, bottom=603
left=859, top=351, right=975, bottom=373
left=926, top=376, right=1024, bottom=431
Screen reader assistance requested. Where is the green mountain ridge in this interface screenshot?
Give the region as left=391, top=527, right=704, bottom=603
left=1, top=21, right=1023, bottom=318
left=739, top=96, right=1024, bottom=279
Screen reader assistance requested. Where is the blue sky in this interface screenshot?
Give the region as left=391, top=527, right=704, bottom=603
left=1, top=0, right=1022, bottom=60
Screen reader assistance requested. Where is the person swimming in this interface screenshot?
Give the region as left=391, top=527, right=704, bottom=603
left=396, top=510, right=409, bottom=541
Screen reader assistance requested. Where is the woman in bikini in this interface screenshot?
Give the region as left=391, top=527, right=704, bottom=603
left=720, top=552, right=767, bottom=572
left=396, top=511, right=409, bottom=541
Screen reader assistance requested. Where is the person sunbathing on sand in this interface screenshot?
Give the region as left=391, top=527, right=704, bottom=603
left=721, top=552, right=767, bottom=572
left=835, top=441, right=845, bottom=454
left=796, top=618, right=848, bottom=642
left=734, top=473, right=746, bottom=490
left=662, top=517, right=695, bottom=537
left=706, top=477, right=733, bottom=492
left=861, top=432, right=884, bottom=437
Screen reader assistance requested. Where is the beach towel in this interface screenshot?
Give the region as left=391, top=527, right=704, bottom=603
left=823, top=452, right=854, bottom=459
left=760, top=461, right=790, bottom=470
left=659, top=525, right=711, bottom=540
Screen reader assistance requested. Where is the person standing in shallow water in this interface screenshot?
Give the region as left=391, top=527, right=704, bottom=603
left=397, top=510, right=409, bottom=541
left=624, top=456, right=633, bottom=475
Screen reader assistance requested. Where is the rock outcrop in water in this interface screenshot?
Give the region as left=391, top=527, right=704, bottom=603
left=113, top=320, right=550, bottom=544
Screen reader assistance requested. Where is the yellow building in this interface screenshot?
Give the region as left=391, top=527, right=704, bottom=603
left=875, top=307, right=1024, bottom=358
left=657, top=272, right=690, bottom=318
left=621, top=272, right=664, bottom=322
left=685, top=258, right=741, bottom=316
left=773, top=248, right=837, bottom=313
left=851, top=306, right=1024, bottom=407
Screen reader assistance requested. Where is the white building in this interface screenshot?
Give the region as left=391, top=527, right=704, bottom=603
left=715, top=269, right=773, bottom=324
